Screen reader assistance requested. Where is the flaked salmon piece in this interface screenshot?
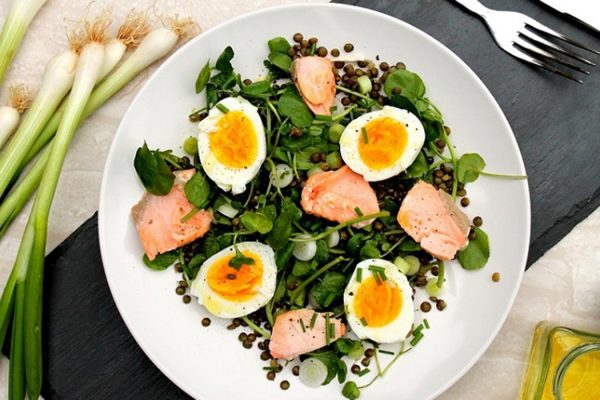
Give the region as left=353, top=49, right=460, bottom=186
left=301, top=166, right=380, bottom=228
left=132, top=169, right=212, bottom=261
left=291, top=56, right=336, bottom=116
left=269, top=309, right=346, bottom=360
left=397, top=181, right=470, bottom=260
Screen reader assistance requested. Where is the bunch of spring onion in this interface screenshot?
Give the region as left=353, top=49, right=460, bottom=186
left=0, top=84, right=32, bottom=148
left=0, top=15, right=198, bottom=400
left=0, top=0, right=48, bottom=86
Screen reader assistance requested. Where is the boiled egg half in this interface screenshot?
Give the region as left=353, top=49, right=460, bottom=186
left=344, top=259, right=414, bottom=343
left=191, top=241, right=276, bottom=318
left=197, top=97, right=266, bottom=194
left=339, top=106, right=425, bottom=181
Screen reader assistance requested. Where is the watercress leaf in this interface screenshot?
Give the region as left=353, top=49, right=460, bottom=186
left=241, top=80, right=271, bottom=95
left=315, top=240, right=329, bottom=263
left=185, top=253, right=206, bottom=279
left=195, top=60, right=211, bottom=93
left=337, top=359, right=348, bottom=383
left=310, top=352, right=340, bottom=385
left=143, top=251, right=178, bottom=271
left=241, top=212, right=273, bottom=234
left=390, top=94, right=420, bottom=118
left=384, top=69, right=426, bottom=101
left=261, top=204, right=277, bottom=221
left=215, top=46, right=234, bottom=74
left=310, top=272, right=346, bottom=308
left=267, top=212, right=292, bottom=250
left=281, top=201, right=303, bottom=221
left=399, top=238, right=422, bottom=252
left=342, top=381, right=361, bottom=400
left=334, top=339, right=363, bottom=360
left=268, top=36, right=291, bottom=54
left=407, top=152, right=429, bottom=178
left=134, top=142, right=175, bottom=196
left=457, top=153, right=486, bottom=184
left=359, top=243, right=380, bottom=259
left=292, top=260, right=312, bottom=277
left=206, top=83, right=218, bottom=109
left=273, top=274, right=287, bottom=303
left=423, top=116, right=444, bottom=143
left=210, top=71, right=236, bottom=90
left=203, top=236, right=220, bottom=258
left=272, top=147, right=290, bottom=164
left=184, top=172, right=211, bottom=208
left=276, top=242, right=295, bottom=272
left=269, top=52, right=292, bottom=72
left=278, top=90, right=313, bottom=128
left=458, top=227, right=490, bottom=270
left=347, top=233, right=365, bottom=255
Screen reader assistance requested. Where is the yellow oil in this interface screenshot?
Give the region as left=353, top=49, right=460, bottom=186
left=520, top=322, right=600, bottom=400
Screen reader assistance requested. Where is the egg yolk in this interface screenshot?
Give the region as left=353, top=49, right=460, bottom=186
left=209, top=110, right=257, bottom=168
left=358, top=117, right=408, bottom=170
left=353, top=275, right=402, bottom=327
left=207, top=251, right=263, bottom=302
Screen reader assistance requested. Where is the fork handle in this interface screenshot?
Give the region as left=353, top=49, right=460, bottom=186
left=453, top=0, right=491, bottom=17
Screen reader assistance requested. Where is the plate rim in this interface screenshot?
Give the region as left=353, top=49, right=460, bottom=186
left=98, top=3, right=531, bottom=399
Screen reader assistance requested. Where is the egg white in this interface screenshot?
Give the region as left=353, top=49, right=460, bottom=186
left=344, top=259, right=414, bottom=343
left=339, top=106, right=425, bottom=182
left=197, top=97, right=266, bottom=194
left=190, top=241, right=276, bottom=319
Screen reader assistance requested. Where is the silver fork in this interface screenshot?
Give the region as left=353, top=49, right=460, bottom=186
left=453, top=0, right=600, bottom=83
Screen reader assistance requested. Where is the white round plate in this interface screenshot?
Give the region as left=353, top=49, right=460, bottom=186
left=99, top=4, right=530, bottom=400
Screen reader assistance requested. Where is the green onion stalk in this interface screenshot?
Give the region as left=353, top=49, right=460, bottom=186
left=0, top=0, right=48, bottom=86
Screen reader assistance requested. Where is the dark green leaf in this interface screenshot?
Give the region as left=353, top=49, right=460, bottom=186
left=292, top=260, right=312, bottom=277
left=229, top=244, right=255, bottom=270
left=281, top=201, right=303, bottom=221
left=406, top=152, right=429, bottom=178
left=310, top=352, right=342, bottom=385
left=184, top=172, right=211, bottom=208
left=268, top=52, right=292, bottom=72
left=267, top=212, right=292, bottom=250
left=195, top=60, right=211, bottom=93
left=206, top=84, right=218, bottom=108
left=457, top=153, right=486, bottom=184
left=337, top=359, right=348, bottom=384
left=276, top=242, right=295, bottom=271
left=273, top=274, right=287, bottom=303
left=359, top=243, right=380, bottom=259
left=134, top=142, right=175, bottom=196
left=210, top=72, right=236, bottom=90
left=240, top=212, right=273, bottom=234
left=185, top=253, right=206, bottom=279
left=458, top=227, right=490, bottom=270
left=241, top=80, right=271, bottom=95
left=278, top=90, right=313, bottom=128
left=143, top=251, right=178, bottom=271
left=423, top=116, right=444, bottom=143
left=261, top=204, right=277, bottom=221
left=390, top=94, right=420, bottom=117
left=215, top=46, right=234, bottom=74
left=203, top=236, right=220, bottom=258
left=399, top=238, right=422, bottom=252
left=268, top=36, right=291, bottom=53
left=342, top=381, right=361, bottom=400
left=347, top=233, right=365, bottom=255
left=334, top=339, right=363, bottom=359
left=384, top=69, right=426, bottom=101
left=310, top=272, right=346, bottom=308
left=314, top=240, right=329, bottom=263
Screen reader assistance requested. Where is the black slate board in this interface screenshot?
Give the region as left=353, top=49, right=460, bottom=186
left=19, top=1, right=600, bottom=399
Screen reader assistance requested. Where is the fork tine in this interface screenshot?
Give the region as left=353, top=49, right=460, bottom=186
left=509, top=44, right=584, bottom=83
left=520, top=28, right=596, bottom=66
left=525, top=19, right=600, bottom=56
left=514, top=39, right=590, bottom=75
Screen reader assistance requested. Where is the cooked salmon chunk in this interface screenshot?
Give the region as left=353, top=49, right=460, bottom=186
left=269, top=309, right=346, bottom=360
left=291, top=56, right=336, bottom=116
left=397, top=181, right=470, bottom=260
left=301, top=166, right=380, bottom=228
left=132, top=169, right=212, bottom=260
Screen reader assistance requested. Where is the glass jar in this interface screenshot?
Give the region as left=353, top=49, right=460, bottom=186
left=520, top=321, right=600, bottom=399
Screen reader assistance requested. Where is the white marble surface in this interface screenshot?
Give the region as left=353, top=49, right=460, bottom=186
left=1, top=1, right=599, bottom=399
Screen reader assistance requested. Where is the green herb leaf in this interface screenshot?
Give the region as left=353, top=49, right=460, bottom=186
left=281, top=201, right=303, bottom=221
left=399, top=238, right=422, bottom=252
left=275, top=242, right=295, bottom=271
left=314, top=240, right=330, bottom=263
left=342, top=381, right=360, bottom=400
left=268, top=36, right=291, bottom=54
left=310, top=352, right=342, bottom=385
left=267, top=212, right=292, bottom=250
left=309, top=272, right=346, bottom=308
left=457, top=153, right=486, bottom=184
left=334, top=339, right=363, bottom=359
left=458, top=227, right=490, bottom=270
left=203, top=235, right=220, bottom=258
left=142, top=251, right=178, bottom=271
left=184, top=253, right=207, bottom=279
left=292, top=260, right=312, bottom=277
left=229, top=244, right=255, bottom=270
left=241, top=80, right=271, bottom=95
left=390, top=94, right=420, bottom=117
left=384, top=69, right=426, bottom=101
left=134, top=142, right=175, bottom=196
left=184, top=172, right=211, bottom=208
left=240, top=211, right=274, bottom=234
left=269, top=52, right=292, bottom=72
left=406, top=151, right=428, bottom=178
left=278, top=89, right=314, bottom=128
left=195, top=60, right=211, bottom=93
left=215, top=46, right=234, bottom=74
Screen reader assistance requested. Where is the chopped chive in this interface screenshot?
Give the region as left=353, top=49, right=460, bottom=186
left=423, top=319, right=430, bottom=329
left=309, top=42, right=316, bottom=55
left=309, top=312, right=317, bottom=329
left=368, top=265, right=385, bottom=272
left=379, top=270, right=387, bottom=281
left=361, top=127, right=368, bottom=144
left=315, top=114, right=332, bottom=121
left=329, top=322, right=335, bottom=339
left=329, top=105, right=338, bottom=112
left=374, top=273, right=382, bottom=286
left=410, top=332, right=424, bottom=347
left=325, top=313, right=331, bottom=345
left=357, top=368, right=371, bottom=377
left=354, top=207, right=363, bottom=217
left=215, top=103, right=230, bottom=113
left=413, top=324, right=424, bottom=337
left=299, top=319, right=306, bottom=333
left=357, top=268, right=363, bottom=282
left=379, top=350, right=394, bottom=355
left=324, top=292, right=336, bottom=307
left=360, top=317, right=368, bottom=326
left=262, top=366, right=280, bottom=371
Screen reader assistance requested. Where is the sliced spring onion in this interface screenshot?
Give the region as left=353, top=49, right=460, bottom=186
left=0, top=0, right=48, bottom=85
left=357, top=75, right=372, bottom=95
left=394, top=255, right=420, bottom=276
left=293, top=235, right=317, bottom=261
left=325, top=230, right=340, bottom=248
left=307, top=166, right=324, bottom=177
left=271, top=163, right=293, bottom=188
left=216, top=201, right=239, bottom=219
left=299, top=358, right=328, bottom=388
left=426, top=278, right=444, bottom=297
